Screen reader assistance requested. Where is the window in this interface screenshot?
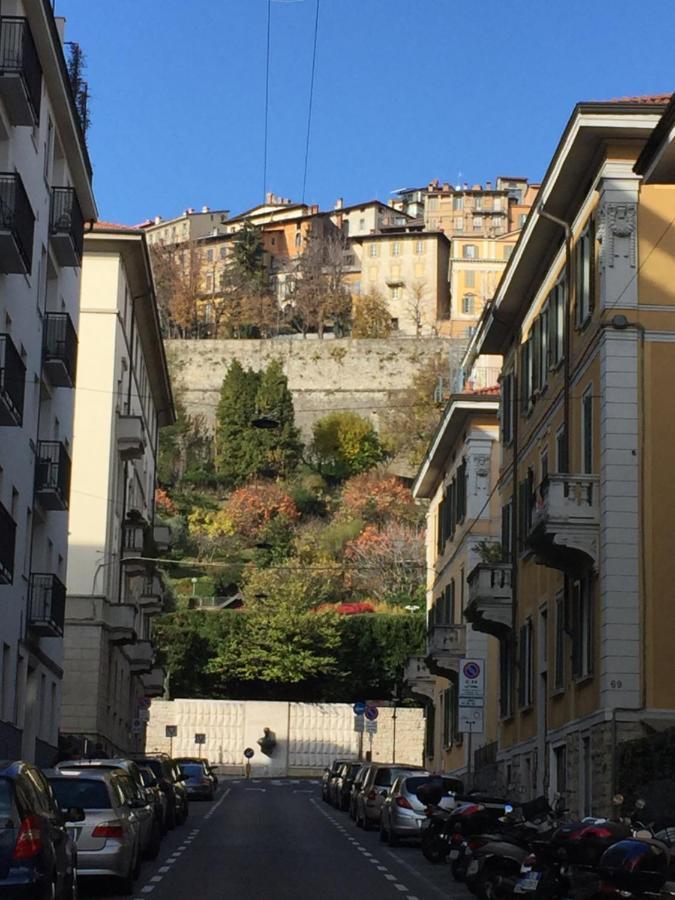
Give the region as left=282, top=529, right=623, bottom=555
left=503, top=245, right=513, bottom=260
left=518, top=470, right=534, bottom=550
left=206, top=249, right=213, bottom=262
left=494, top=198, right=502, bottom=212
left=501, top=500, right=512, bottom=562
left=520, top=337, right=532, bottom=412
left=575, top=223, right=595, bottom=326
left=475, top=196, right=483, bottom=211
left=465, top=270, right=475, bottom=288
left=391, top=286, right=401, bottom=301
left=455, top=217, right=464, bottom=230
left=391, top=241, right=400, bottom=257
left=499, top=638, right=513, bottom=718
left=452, top=196, right=463, bottom=210
left=219, top=246, right=226, bottom=259
left=554, top=592, right=565, bottom=691
left=518, top=619, right=534, bottom=709
left=456, top=459, right=467, bottom=522
left=549, top=281, right=564, bottom=368
left=359, top=217, right=365, bottom=230
left=532, top=318, right=542, bottom=394
left=541, top=448, right=549, bottom=484
left=572, top=573, right=594, bottom=680
left=295, top=232, right=302, bottom=249
left=553, top=744, right=567, bottom=800
left=369, top=243, right=379, bottom=257
left=463, top=244, right=477, bottom=259
left=540, top=304, right=549, bottom=387
left=556, top=426, right=567, bottom=473
left=518, top=213, right=527, bottom=227
left=462, top=294, right=475, bottom=315
left=581, top=388, right=593, bottom=474
left=428, top=197, right=438, bottom=211
left=414, top=240, right=424, bottom=255
left=473, top=216, right=483, bottom=231
left=442, top=685, right=458, bottom=747
left=501, top=372, right=514, bottom=444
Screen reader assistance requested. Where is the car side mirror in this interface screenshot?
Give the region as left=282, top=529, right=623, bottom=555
left=65, top=807, right=85, bottom=823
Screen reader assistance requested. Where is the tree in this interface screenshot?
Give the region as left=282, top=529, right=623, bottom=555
left=406, top=280, right=434, bottom=338
left=283, top=230, right=351, bottom=338
left=254, top=359, right=302, bottom=476
left=230, top=221, right=266, bottom=290
left=214, top=361, right=262, bottom=484
left=225, top=481, right=300, bottom=540
left=157, top=392, right=213, bottom=487
left=341, top=472, right=422, bottom=526
left=311, top=411, right=387, bottom=480
left=150, top=241, right=204, bottom=338
left=345, top=521, right=425, bottom=606
left=66, top=42, right=91, bottom=137
left=352, top=288, right=392, bottom=338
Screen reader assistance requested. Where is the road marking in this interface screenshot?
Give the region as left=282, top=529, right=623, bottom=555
left=141, top=887, right=154, bottom=895
left=177, top=845, right=187, bottom=851
left=150, top=876, right=163, bottom=883
left=245, top=787, right=266, bottom=792
left=158, top=866, right=171, bottom=873
left=362, top=851, right=373, bottom=857
left=377, top=866, right=388, bottom=871
left=406, top=896, right=420, bottom=900
left=394, top=886, right=409, bottom=893
left=384, top=849, right=448, bottom=899
left=384, top=873, right=397, bottom=881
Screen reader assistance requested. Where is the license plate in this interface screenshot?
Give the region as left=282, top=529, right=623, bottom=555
left=467, top=860, right=479, bottom=877
left=449, top=849, right=460, bottom=860
left=515, top=871, right=541, bottom=893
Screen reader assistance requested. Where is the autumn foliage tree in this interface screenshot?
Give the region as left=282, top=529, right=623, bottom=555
left=345, top=521, right=425, bottom=606
left=340, top=472, right=421, bottom=525
left=351, top=288, right=392, bottom=338
left=225, top=482, right=300, bottom=540
left=310, top=411, right=387, bottom=481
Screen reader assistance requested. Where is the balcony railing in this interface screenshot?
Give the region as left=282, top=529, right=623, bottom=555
left=122, top=520, right=151, bottom=576
left=465, top=562, right=513, bottom=637
left=117, top=415, right=146, bottom=460
left=49, top=188, right=84, bottom=266
left=125, top=640, right=154, bottom=674
left=0, top=500, right=16, bottom=585
left=35, top=441, right=71, bottom=511
left=42, top=313, right=78, bottom=388
left=402, top=655, right=435, bottom=701
left=142, top=667, right=165, bottom=698
left=0, top=333, right=25, bottom=425
left=426, top=623, right=466, bottom=676
left=28, top=573, right=66, bottom=637
left=153, top=523, right=172, bottom=553
left=0, top=17, right=42, bottom=125
left=0, top=172, right=35, bottom=274
left=528, top=473, right=599, bottom=574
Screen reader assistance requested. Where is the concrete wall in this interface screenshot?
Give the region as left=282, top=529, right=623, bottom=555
left=167, top=336, right=465, bottom=439
left=146, top=699, right=425, bottom=776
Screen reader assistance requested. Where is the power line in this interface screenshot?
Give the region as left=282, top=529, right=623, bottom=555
left=262, top=0, right=272, bottom=203
left=301, top=0, right=320, bottom=204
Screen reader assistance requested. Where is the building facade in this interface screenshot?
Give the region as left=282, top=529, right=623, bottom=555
left=61, top=223, right=174, bottom=757
left=0, top=0, right=96, bottom=764
left=473, top=94, right=674, bottom=814
left=407, top=393, right=502, bottom=782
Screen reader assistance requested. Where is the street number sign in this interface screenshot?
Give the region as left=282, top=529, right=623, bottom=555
left=365, top=704, right=379, bottom=721
left=195, top=733, right=206, bottom=745
left=165, top=725, right=177, bottom=738
left=244, top=747, right=255, bottom=759
left=131, top=718, right=143, bottom=734
left=138, top=696, right=151, bottom=710
left=353, top=701, right=366, bottom=716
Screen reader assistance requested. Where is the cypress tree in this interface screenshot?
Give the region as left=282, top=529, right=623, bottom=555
left=255, top=359, right=302, bottom=477
left=214, top=361, right=262, bottom=484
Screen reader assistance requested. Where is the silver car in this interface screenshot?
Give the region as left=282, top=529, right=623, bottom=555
left=56, top=759, right=159, bottom=858
left=47, top=769, right=141, bottom=893
left=380, top=773, right=460, bottom=845
left=355, top=764, right=427, bottom=829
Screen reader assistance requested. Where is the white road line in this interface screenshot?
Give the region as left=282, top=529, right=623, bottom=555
left=384, top=849, right=448, bottom=899
left=384, top=873, right=397, bottom=881
left=394, top=885, right=409, bottom=893
left=406, top=895, right=420, bottom=900
left=245, top=788, right=266, bottom=792
left=141, top=887, right=154, bottom=895
left=150, top=876, right=163, bottom=883
left=377, top=866, right=388, bottom=871
left=158, top=866, right=171, bottom=873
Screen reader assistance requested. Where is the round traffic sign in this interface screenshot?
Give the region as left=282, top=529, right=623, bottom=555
left=138, top=696, right=151, bottom=710
left=463, top=661, right=481, bottom=680
left=353, top=701, right=366, bottom=716
left=244, top=747, right=255, bottom=759
left=365, top=704, right=379, bottom=721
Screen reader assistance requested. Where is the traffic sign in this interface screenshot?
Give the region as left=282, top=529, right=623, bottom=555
left=244, top=747, right=255, bottom=759
left=138, top=708, right=150, bottom=723
left=459, top=658, right=485, bottom=702
left=165, top=725, right=177, bottom=738
left=131, top=718, right=143, bottom=734
left=365, top=704, right=379, bottom=721
left=459, top=706, right=484, bottom=733
left=354, top=716, right=365, bottom=733
left=458, top=697, right=484, bottom=709
left=353, top=701, right=366, bottom=716
left=138, top=696, right=151, bottom=710
left=365, top=720, right=378, bottom=734
left=195, top=733, right=206, bottom=745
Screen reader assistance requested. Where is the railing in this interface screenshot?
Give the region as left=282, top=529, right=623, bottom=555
left=50, top=187, right=84, bottom=262
left=35, top=441, right=71, bottom=509
left=535, top=474, right=599, bottom=524
left=0, top=500, right=16, bottom=584
left=188, top=596, right=229, bottom=610
left=28, top=573, right=66, bottom=637
left=0, top=17, right=42, bottom=122
left=454, top=366, right=501, bottom=393
left=42, top=313, right=78, bottom=386
left=0, top=172, right=35, bottom=272
left=122, top=522, right=147, bottom=554
left=468, top=562, right=512, bottom=593
left=427, top=623, right=466, bottom=656
left=0, top=333, right=26, bottom=424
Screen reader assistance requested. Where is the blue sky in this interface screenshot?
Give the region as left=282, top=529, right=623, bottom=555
left=57, top=0, right=674, bottom=225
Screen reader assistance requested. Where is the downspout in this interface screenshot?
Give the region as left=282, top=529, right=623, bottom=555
left=117, top=298, right=137, bottom=605
left=510, top=357, right=519, bottom=717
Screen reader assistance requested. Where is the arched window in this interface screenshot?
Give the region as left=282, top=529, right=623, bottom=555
left=295, top=232, right=302, bottom=249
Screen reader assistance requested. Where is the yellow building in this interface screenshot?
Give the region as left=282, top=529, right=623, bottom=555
left=407, top=391, right=502, bottom=782
left=471, top=93, right=674, bottom=815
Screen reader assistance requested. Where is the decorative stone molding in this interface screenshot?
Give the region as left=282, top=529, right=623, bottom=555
left=597, top=201, right=637, bottom=270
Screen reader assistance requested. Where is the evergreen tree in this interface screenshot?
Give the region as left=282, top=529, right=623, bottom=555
left=254, top=359, right=302, bottom=477
left=214, top=361, right=262, bottom=484
left=230, top=221, right=265, bottom=290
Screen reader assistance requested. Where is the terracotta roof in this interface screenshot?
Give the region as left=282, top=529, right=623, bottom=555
left=605, top=93, right=672, bottom=105
left=473, top=385, right=500, bottom=395
left=91, top=221, right=141, bottom=233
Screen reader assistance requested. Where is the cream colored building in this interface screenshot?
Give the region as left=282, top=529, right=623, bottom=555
left=143, top=206, right=230, bottom=247
left=61, top=223, right=174, bottom=756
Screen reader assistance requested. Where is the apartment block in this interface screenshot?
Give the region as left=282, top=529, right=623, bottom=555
left=61, top=223, right=174, bottom=757
left=0, top=0, right=96, bottom=764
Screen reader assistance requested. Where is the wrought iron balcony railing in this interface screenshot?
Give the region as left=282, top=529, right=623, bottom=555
left=42, top=313, right=78, bottom=388
left=0, top=172, right=35, bottom=274
left=28, top=573, right=66, bottom=637
left=49, top=188, right=84, bottom=266
left=35, top=441, right=72, bottom=511
left=0, top=333, right=25, bottom=425
left=0, top=17, right=42, bottom=125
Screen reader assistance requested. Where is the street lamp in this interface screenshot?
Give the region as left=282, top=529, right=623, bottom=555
left=191, top=577, right=198, bottom=596
left=404, top=604, right=421, bottom=614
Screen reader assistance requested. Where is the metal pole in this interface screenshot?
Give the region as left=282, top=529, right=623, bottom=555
left=392, top=705, right=397, bottom=764
left=467, top=726, right=473, bottom=788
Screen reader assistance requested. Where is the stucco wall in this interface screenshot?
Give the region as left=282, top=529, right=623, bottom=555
left=167, top=336, right=465, bottom=440
left=145, top=699, right=425, bottom=776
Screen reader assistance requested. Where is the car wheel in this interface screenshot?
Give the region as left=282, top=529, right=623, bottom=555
left=117, top=866, right=135, bottom=897
left=379, top=823, right=388, bottom=842
left=146, top=820, right=161, bottom=860
left=64, top=866, right=78, bottom=900
left=132, top=845, right=142, bottom=879
left=388, top=827, right=399, bottom=847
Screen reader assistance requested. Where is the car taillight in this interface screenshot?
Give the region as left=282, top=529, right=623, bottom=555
left=367, top=789, right=377, bottom=801
left=523, top=853, right=537, bottom=867
left=13, top=816, right=43, bottom=860
left=570, top=825, right=614, bottom=841
left=395, top=796, right=413, bottom=810
left=451, top=831, right=464, bottom=845
left=92, top=822, right=124, bottom=839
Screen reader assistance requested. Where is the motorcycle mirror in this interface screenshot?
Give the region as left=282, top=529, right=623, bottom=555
left=504, top=804, right=514, bottom=814
left=612, top=793, right=624, bottom=806
left=635, top=798, right=646, bottom=810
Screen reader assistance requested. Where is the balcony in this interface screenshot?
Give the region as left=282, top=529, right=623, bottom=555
left=28, top=573, right=66, bottom=637
left=34, top=441, right=71, bottom=511
left=153, top=523, right=172, bottom=553
left=117, top=415, right=145, bottom=461
left=528, top=474, right=599, bottom=575
left=42, top=313, right=78, bottom=388
left=49, top=188, right=84, bottom=266
left=0, top=501, right=16, bottom=584
left=0, top=17, right=42, bottom=125
left=465, top=563, right=512, bottom=637
left=0, top=172, right=34, bottom=274
left=103, top=602, right=136, bottom=645
left=142, top=667, right=165, bottom=699
left=124, top=640, right=154, bottom=674
left=0, top=333, right=25, bottom=424
left=403, top=655, right=435, bottom=701
left=137, top=575, right=163, bottom=615
left=426, top=623, right=466, bottom=677
left=121, top=519, right=151, bottom=576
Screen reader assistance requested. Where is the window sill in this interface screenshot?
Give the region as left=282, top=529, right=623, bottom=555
left=550, top=686, right=566, bottom=699
left=573, top=672, right=594, bottom=688
left=499, top=713, right=514, bottom=724
left=518, top=703, right=534, bottom=715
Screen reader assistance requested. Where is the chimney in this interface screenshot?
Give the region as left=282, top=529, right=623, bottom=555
left=311, top=204, right=319, bottom=215
left=443, top=182, right=450, bottom=192
left=463, top=182, right=468, bottom=190
left=154, top=215, right=162, bottom=225
left=202, top=205, right=210, bottom=213
left=266, top=192, right=274, bottom=204
left=335, top=198, right=344, bottom=210
left=485, top=180, right=492, bottom=190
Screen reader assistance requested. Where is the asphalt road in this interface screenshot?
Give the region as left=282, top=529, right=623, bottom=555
left=80, top=778, right=470, bottom=900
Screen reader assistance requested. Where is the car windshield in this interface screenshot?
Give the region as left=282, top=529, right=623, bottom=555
left=139, top=769, right=155, bottom=787
left=348, top=764, right=361, bottom=777
left=49, top=779, right=111, bottom=810
left=137, top=760, right=163, bottom=779
left=180, top=764, right=204, bottom=777
left=404, top=776, right=456, bottom=794
left=375, top=767, right=420, bottom=787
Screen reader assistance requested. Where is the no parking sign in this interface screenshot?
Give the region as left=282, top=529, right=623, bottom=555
left=459, top=658, right=485, bottom=702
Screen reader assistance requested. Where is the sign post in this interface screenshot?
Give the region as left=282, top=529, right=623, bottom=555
left=243, top=747, right=254, bottom=779
left=195, top=733, right=206, bottom=747
left=165, top=724, right=177, bottom=757
left=458, top=659, right=485, bottom=785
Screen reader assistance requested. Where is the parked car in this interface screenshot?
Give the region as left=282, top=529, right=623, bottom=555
left=349, top=764, right=372, bottom=820
left=177, top=761, right=214, bottom=801
left=131, top=755, right=188, bottom=827
left=331, top=762, right=362, bottom=811
left=138, top=765, right=169, bottom=834
left=380, top=774, right=460, bottom=845
left=47, top=768, right=140, bottom=895
left=354, top=764, right=426, bottom=830
left=322, top=758, right=353, bottom=802
left=175, top=757, right=218, bottom=791
left=56, top=759, right=160, bottom=859
left=0, top=760, right=79, bottom=900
